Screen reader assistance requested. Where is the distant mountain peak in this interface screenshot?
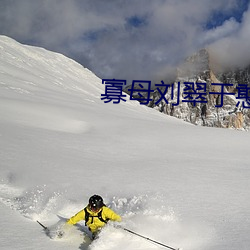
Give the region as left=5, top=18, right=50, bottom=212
left=148, top=48, right=250, bottom=130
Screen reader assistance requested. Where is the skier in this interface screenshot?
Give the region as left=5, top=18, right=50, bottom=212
left=66, top=194, right=121, bottom=239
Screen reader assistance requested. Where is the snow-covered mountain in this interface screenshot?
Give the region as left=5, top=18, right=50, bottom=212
left=0, top=36, right=250, bottom=250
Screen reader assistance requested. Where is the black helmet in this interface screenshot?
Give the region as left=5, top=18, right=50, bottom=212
left=89, top=195, right=104, bottom=210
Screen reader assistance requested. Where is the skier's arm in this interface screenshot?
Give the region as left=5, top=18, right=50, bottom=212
left=67, top=209, right=85, bottom=225
left=104, top=207, right=122, bottom=222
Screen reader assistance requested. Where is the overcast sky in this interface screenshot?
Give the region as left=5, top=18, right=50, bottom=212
left=0, top=0, right=249, bottom=81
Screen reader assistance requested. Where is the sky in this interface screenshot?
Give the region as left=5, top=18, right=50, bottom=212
left=0, top=0, right=249, bottom=81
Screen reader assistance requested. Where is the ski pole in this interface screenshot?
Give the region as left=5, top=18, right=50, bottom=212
left=37, top=220, right=48, bottom=231
left=122, top=227, right=180, bottom=250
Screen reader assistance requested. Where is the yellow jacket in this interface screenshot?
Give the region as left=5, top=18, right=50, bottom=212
left=67, top=206, right=121, bottom=233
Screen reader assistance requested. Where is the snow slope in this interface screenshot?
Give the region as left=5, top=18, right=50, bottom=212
left=0, top=35, right=250, bottom=250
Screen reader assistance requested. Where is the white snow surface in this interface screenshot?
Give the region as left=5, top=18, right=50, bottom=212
left=0, top=35, right=250, bottom=250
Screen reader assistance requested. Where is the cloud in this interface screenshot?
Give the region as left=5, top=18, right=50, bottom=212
left=200, top=18, right=240, bottom=45
left=0, top=0, right=249, bottom=81
left=208, top=3, right=250, bottom=69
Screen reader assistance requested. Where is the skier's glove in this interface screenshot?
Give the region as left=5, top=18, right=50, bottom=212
left=56, top=230, right=64, bottom=238
left=113, top=223, right=123, bottom=229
